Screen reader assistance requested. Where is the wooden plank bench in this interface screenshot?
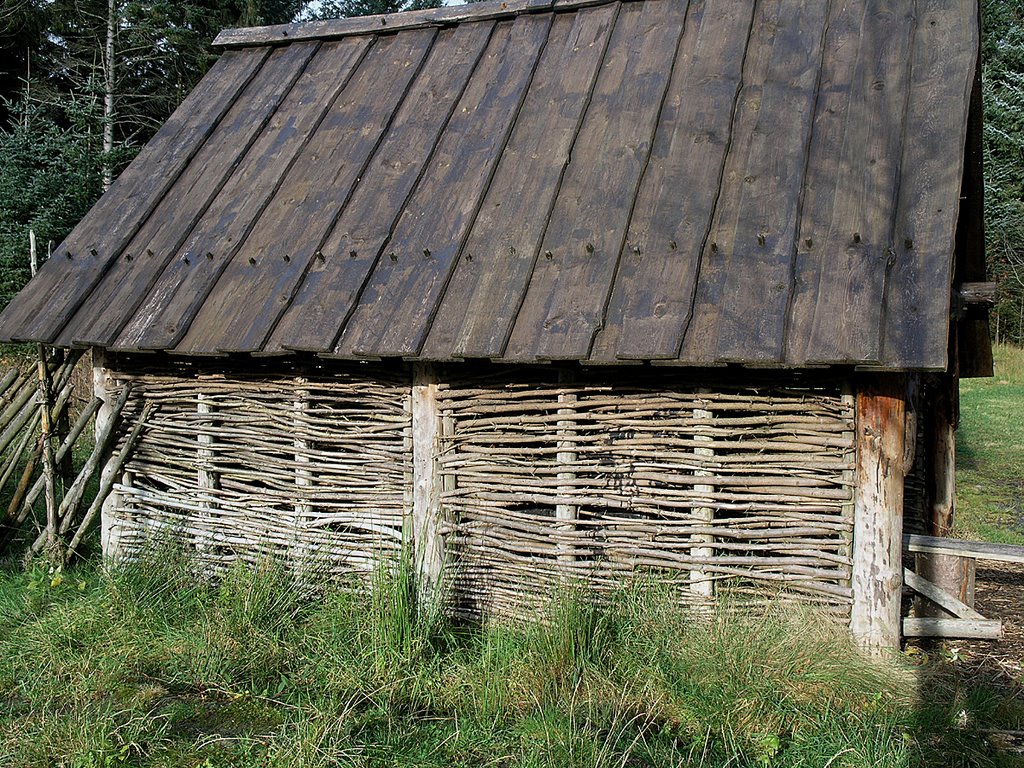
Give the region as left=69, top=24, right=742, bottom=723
left=901, top=534, right=1024, bottom=640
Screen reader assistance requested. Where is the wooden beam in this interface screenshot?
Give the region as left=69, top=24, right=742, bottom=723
left=411, top=363, right=444, bottom=606
left=213, top=0, right=612, bottom=48
left=905, top=533, right=1024, bottom=564
left=555, top=369, right=577, bottom=563
left=903, top=567, right=984, bottom=620
left=690, top=392, right=714, bottom=599
left=850, top=374, right=907, bottom=654
left=903, top=617, right=1001, bottom=640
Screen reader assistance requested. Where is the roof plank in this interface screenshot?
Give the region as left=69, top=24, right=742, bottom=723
left=677, top=0, right=829, bottom=364
left=111, top=37, right=372, bottom=352
left=593, top=0, right=753, bottom=362
left=784, top=0, right=915, bottom=365
left=176, top=28, right=437, bottom=355
left=502, top=0, right=689, bottom=362
left=57, top=43, right=319, bottom=348
left=420, top=4, right=619, bottom=360
left=333, top=14, right=554, bottom=359
left=881, top=0, right=978, bottom=369
left=266, top=22, right=494, bottom=354
left=0, top=49, right=268, bottom=343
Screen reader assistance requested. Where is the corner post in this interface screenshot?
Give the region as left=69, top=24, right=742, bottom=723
left=411, top=363, right=444, bottom=606
left=850, top=374, right=908, bottom=654
left=93, top=348, right=125, bottom=561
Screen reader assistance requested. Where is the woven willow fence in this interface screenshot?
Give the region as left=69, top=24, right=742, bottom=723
left=107, top=368, right=410, bottom=578
left=104, top=364, right=856, bottom=617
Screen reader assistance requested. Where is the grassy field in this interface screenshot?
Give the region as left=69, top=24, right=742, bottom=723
left=1, top=551, right=1023, bottom=768
left=957, top=344, right=1024, bottom=544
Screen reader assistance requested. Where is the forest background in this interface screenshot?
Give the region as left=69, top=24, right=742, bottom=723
left=1, top=0, right=1023, bottom=344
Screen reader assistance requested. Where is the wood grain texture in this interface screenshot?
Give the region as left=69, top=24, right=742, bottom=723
left=266, top=23, right=493, bottom=354
left=178, top=29, right=436, bottom=355
left=0, top=49, right=268, bottom=343
left=334, top=14, right=553, bottom=359
left=593, top=0, right=753, bottom=362
left=420, top=5, right=618, bottom=360
left=112, top=37, right=371, bottom=352
left=678, top=0, right=830, bottom=365
left=850, top=374, right=906, bottom=654
left=57, top=43, right=319, bottom=349
left=881, top=0, right=978, bottom=369
left=784, top=0, right=915, bottom=365
left=502, top=0, right=688, bottom=362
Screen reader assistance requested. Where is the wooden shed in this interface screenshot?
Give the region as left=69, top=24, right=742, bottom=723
left=0, top=0, right=993, bottom=651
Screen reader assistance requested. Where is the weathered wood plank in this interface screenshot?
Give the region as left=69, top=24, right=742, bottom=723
left=902, top=617, right=1001, bottom=640
left=266, top=23, right=493, bottom=354
left=419, top=5, right=618, bottom=360
left=58, top=43, right=319, bottom=348
left=334, top=15, right=553, bottom=359
left=881, top=0, right=978, bottom=368
left=111, top=37, right=371, bottom=352
left=784, top=0, right=915, bottom=365
left=177, top=29, right=436, bottom=355
left=850, top=374, right=906, bottom=654
left=903, top=567, right=984, bottom=620
left=412, top=363, right=444, bottom=603
left=905, top=534, right=1024, bottom=565
left=677, top=0, right=829, bottom=365
left=0, top=50, right=267, bottom=343
left=502, top=0, right=688, bottom=362
left=213, top=0, right=608, bottom=47
left=593, top=0, right=753, bottom=362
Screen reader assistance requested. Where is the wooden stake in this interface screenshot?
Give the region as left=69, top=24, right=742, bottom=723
left=690, top=391, right=715, bottom=598
left=36, top=348, right=58, bottom=557
left=850, top=374, right=908, bottom=654
left=555, top=369, right=577, bottom=563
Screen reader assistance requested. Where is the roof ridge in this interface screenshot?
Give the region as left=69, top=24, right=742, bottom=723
left=213, top=0, right=619, bottom=48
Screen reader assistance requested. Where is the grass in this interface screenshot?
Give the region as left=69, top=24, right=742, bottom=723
left=956, top=343, right=1024, bottom=544
left=1, top=549, right=1022, bottom=768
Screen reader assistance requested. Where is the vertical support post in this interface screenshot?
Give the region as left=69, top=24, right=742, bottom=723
left=196, top=389, right=216, bottom=557
left=850, top=374, right=908, bottom=654
left=690, top=391, right=715, bottom=598
left=94, top=348, right=125, bottom=561
left=556, top=369, right=577, bottom=564
left=917, top=372, right=973, bottom=613
left=293, top=377, right=312, bottom=580
left=411, top=363, right=443, bottom=606
left=838, top=383, right=856, bottom=588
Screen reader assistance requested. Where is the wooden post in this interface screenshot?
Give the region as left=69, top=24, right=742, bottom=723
left=196, top=389, right=216, bottom=558
left=94, top=348, right=125, bottom=561
left=555, top=369, right=577, bottom=564
left=690, top=392, right=714, bottom=599
left=917, top=372, right=973, bottom=615
left=411, top=363, right=444, bottom=606
left=293, top=378, right=312, bottom=580
left=850, top=374, right=908, bottom=654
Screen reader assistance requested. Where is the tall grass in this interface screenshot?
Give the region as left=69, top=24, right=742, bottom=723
left=1, top=548, right=1021, bottom=767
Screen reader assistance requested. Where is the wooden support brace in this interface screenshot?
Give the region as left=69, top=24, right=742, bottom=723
left=850, top=374, right=908, bottom=655
left=904, top=567, right=984, bottom=620
left=903, top=617, right=1002, bottom=640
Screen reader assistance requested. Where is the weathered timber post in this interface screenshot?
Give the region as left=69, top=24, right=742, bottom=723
left=917, top=372, right=975, bottom=614
left=850, top=374, right=908, bottom=654
left=94, top=349, right=125, bottom=561
left=411, top=363, right=444, bottom=606
left=690, top=391, right=715, bottom=599
left=196, top=389, right=217, bottom=558
left=555, top=369, right=578, bottom=564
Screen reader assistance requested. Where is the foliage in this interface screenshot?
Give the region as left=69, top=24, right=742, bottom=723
left=301, top=0, right=440, bottom=21
left=0, top=547, right=1022, bottom=767
left=982, top=0, right=1024, bottom=345
left=0, top=96, right=113, bottom=306
left=957, top=343, right=1024, bottom=544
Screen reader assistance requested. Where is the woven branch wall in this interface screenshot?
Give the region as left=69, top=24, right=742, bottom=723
left=103, top=363, right=855, bottom=617
left=438, top=370, right=856, bottom=618
left=107, top=368, right=410, bottom=578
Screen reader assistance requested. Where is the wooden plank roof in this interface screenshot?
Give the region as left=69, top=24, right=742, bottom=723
left=0, top=0, right=981, bottom=369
